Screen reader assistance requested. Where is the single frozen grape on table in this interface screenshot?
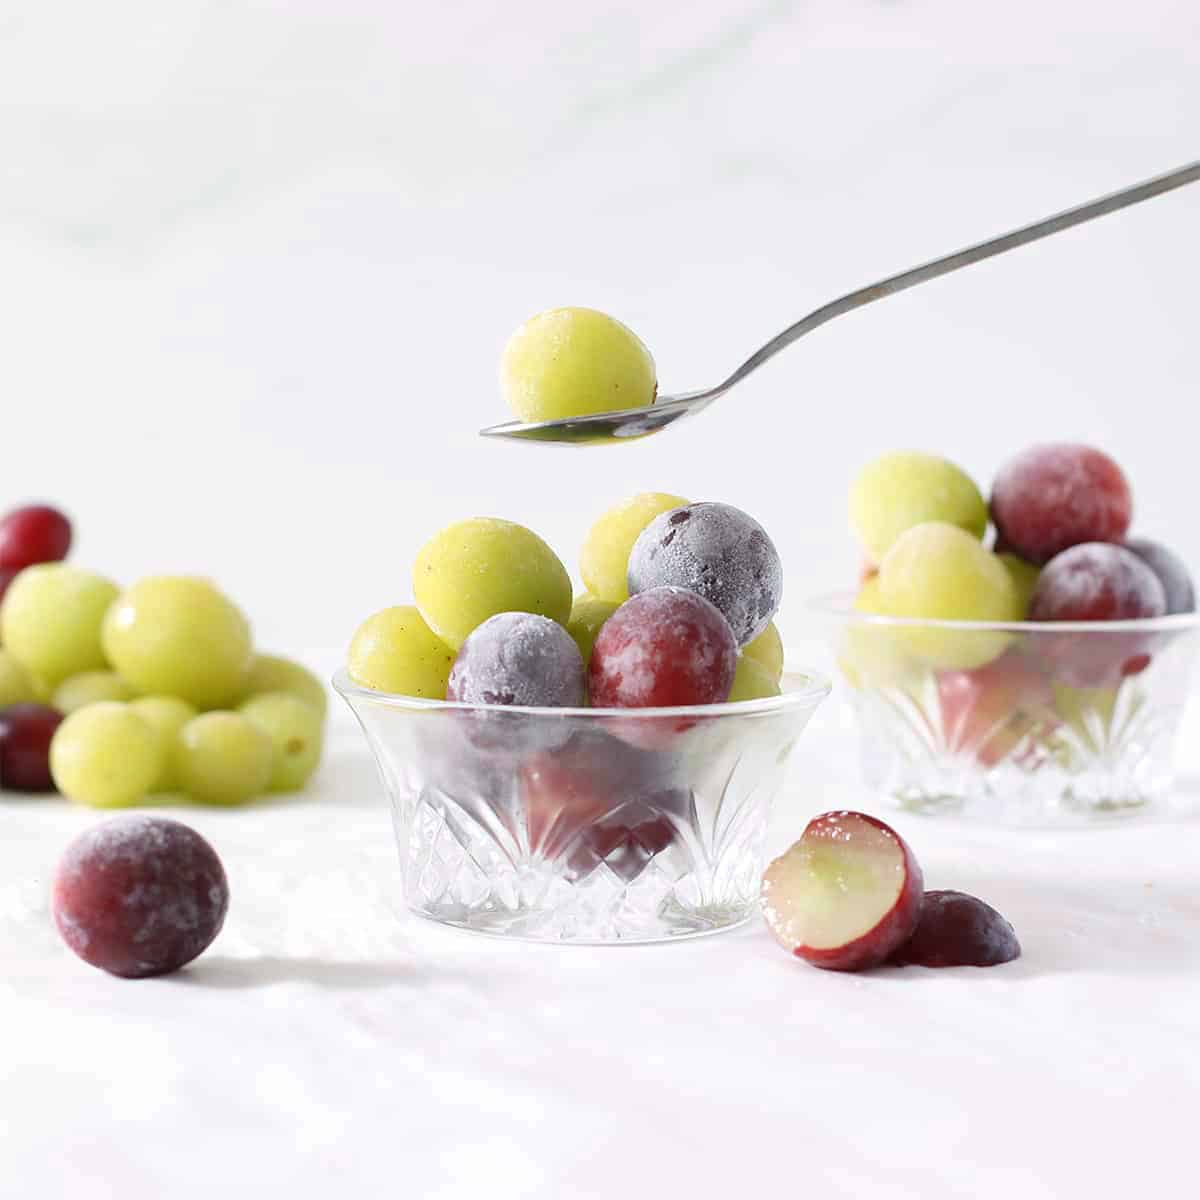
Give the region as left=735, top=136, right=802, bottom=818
left=52, top=671, right=137, bottom=715
left=565, top=595, right=619, bottom=667
left=348, top=605, right=455, bottom=698
left=242, top=653, right=328, bottom=720
left=175, top=712, right=273, bottom=806
left=0, top=504, right=72, bottom=570
left=1124, top=538, right=1195, bottom=615
left=628, top=501, right=783, bottom=646
left=447, top=613, right=586, bottom=708
left=129, top=696, right=198, bottom=791
left=413, top=518, right=572, bottom=650
left=0, top=648, right=37, bottom=707
left=50, top=702, right=163, bottom=808
left=239, top=691, right=324, bottom=791
left=52, top=815, right=229, bottom=978
left=580, top=492, right=688, bottom=603
left=742, top=620, right=784, bottom=683
left=0, top=703, right=64, bottom=792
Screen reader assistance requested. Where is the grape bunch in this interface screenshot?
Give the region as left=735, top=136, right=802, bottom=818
left=0, top=502, right=326, bottom=807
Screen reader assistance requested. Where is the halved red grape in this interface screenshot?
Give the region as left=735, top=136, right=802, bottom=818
left=0, top=703, right=63, bottom=792
left=0, top=505, right=72, bottom=570
left=1124, top=537, right=1195, bottom=615
left=990, top=445, right=1132, bottom=566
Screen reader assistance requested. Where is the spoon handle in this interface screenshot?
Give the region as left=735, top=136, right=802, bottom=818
left=714, top=160, right=1200, bottom=396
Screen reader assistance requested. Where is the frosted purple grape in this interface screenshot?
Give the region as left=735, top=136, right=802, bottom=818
left=1124, top=537, right=1195, bottom=615
left=447, top=612, right=586, bottom=708
left=626, top=502, right=782, bottom=645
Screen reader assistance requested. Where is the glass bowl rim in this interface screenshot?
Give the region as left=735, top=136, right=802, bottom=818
left=331, top=666, right=831, bottom=719
left=807, top=590, right=1200, bottom=635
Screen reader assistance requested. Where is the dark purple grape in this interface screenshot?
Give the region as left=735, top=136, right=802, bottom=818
left=627, top=502, right=782, bottom=645
left=889, top=890, right=1020, bottom=968
left=1124, top=537, right=1195, bottom=615
left=1029, top=543, right=1166, bottom=622
left=0, top=703, right=63, bottom=792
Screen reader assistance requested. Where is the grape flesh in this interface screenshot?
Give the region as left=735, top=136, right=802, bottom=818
left=239, top=691, right=324, bottom=791
left=0, top=649, right=37, bottom=707
left=102, top=577, right=252, bottom=709
left=49, top=702, right=163, bottom=808
left=742, top=620, right=784, bottom=683
left=580, top=492, right=688, bottom=603
left=242, top=654, right=327, bottom=720
left=500, top=307, right=656, bottom=424
left=347, top=605, right=455, bottom=698
left=0, top=504, right=72, bottom=570
left=175, top=712, right=274, bottom=806
left=889, top=890, right=1020, bottom=968
left=589, top=586, right=737, bottom=708
left=128, top=696, right=198, bottom=792
left=447, top=612, right=586, bottom=707
left=1124, top=538, right=1195, bottom=615
left=413, top=518, right=572, bottom=650
left=0, top=703, right=64, bottom=791
left=627, top=502, right=783, bottom=646
left=728, top=656, right=782, bottom=702
left=565, top=595, right=619, bottom=667
left=52, top=671, right=137, bottom=715
left=0, top=565, right=119, bottom=686
left=850, top=451, right=987, bottom=563
left=52, top=815, right=229, bottom=979
left=1029, top=543, right=1166, bottom=622
left=990, top=444, right=1132, bottom=565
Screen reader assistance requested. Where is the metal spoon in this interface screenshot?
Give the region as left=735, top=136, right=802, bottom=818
left=480, top=160, right=1200, bottom=446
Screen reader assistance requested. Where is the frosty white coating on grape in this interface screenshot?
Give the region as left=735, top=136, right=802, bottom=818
left=626, top=502, right=782, bottom=645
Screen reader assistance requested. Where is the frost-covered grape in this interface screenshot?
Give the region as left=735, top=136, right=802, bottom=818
left=0, top=703, right=64, bottom=792
left=0, top=565, right=119, bottom=686
left=728, top=656, right=782, bottom=703
left=242, top=653, right=327, bottom=720
left=990, top=444, right=1132, bottom=565
left=50, top=703, right=163, bottom=808
left=742, top=620, right=784, bottom=683
left=447, top=613, right=586, bottom=707
left=565, top=595, right=619, bottom=667
left=52, top=671, right=137, bottom=715
left=849, top=451, right=987, bottom=563
left=0, top=648, right=37, bottom=708
left=413, top=518, right=572, bottom=650
left=347, top=605, right=455, bottom=698
left=589, top=586, right=737, bottom=708
left=500, top=307, right=656, bottom=424
left=239, top=691, right=324, bottom=791
left=580, top=492, right=688, bottom=603
left=102, top=577, right=252, bottom=709
left=996, top=552, right=1041, bottom=618
left=175, top=712, right=273, bottom=806
left=128, top=696, right=197, bottom=792
left=627, top=502, right=783, bottom=646
left=52, top=816, right=229, bottom=979
left=1124, top=538, right=1195, bottom=615
left=0, top=504, right=72, bottom=570
left=1029, top=543, right=1166, bottom=622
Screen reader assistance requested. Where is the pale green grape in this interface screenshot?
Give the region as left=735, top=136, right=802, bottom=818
left=0, top=649, right=36, bottom=707
left=579, top=492, right=688, bottom=603
left=850, top=451, right=987, bottom=563
left=413, top=519, right=572, bottom=649
left=239, top=691, right=323, bottom=791
left=997, top=552, right=1041, bottom=618
left=128, top=695, right=198, bottom=791
left=0, top=565, right=119, bottom=686
left=49, top=702, right=162, bottom=808
left=102, top=576, right=252, bottom=708
left=242, top=653, right=327, bottom=720
left=728, top=656, right=782, bottom=702
left=837, top=578, right=916, bottom=690
left=742, top=620, right=784, bottom=683
left=877, top=522, right=1020, bottom=670
left=175, top=711, right=273, bottom=806
left=53, top=671, right=137, bottom=715
left=500, top=307, right=656, bottom=423
left=565, top=594, right=619, bottom=666
left=347, top=605, right=455, bottom=697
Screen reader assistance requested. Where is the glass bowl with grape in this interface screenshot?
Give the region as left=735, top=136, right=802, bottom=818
left=814, top=445, right=1200, bottom=825
left=338, top=496, right=829, bottom=944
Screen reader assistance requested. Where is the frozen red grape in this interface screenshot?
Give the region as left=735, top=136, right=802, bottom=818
left=52, top=816, right=229, bottom=978
left=990, top=444, right=1132, bottom=565
left=446, top=612, right=586, bottom=708
left=889, top=889, right=1020, bottom=968
left=627, top=502, right=782, bottom=645
left=1124, top=537, right=1195, bottom=615
left=0, top=703, right=64, bottom=792
left=0, top=504, right=72, bottom=570
left=588, top=586, right=737, bottom=709
left=1029, top=543, right=1165, bottom=622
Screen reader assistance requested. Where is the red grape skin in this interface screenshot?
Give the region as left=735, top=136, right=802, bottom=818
left=0, top=703, right=64, bottom=792
left=889, top=890, right=1020, bottom=968
left=0, top=505, right=72, bottom=570
left=588, top=586, right=737, bottom=709
left=1029, top=543, right=1165, bottom=622
left=0, top=567, right=20, bottom=604
left=52, top=816, right=229, bottom=979
left=990, top=444, right=1132, bottom=566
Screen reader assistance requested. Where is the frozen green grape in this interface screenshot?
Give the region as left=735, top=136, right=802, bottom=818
left=347, top=605, right=455, bottom=697
left=837, top=578, right=914, bottom=690
left=239, top=691, right=323, bottom=792
left=728, top=656, right=782, bottom=702
left=997, top=552, right=1041, bottom=618
left=0, top=649, right=37, bottom=707
left=413, top=519, right=572, bottom=650
left=175, top=712, right=273, bottom=806
left=102, top=577, right=252, bottom=709
left=877, top=522, right=1020, bottom=670
left=52, top=671, right=137, bottom=715
left=0, top=565, right=119, bottom=686
left=500, top=307, right=656, bottom=424
left=50, top=702, right=163, bottom=809
left=128, top=696, right=198, bottom=791
left=850, top=452, right=987, bottom=564
left=580, top=492, right=688, bottom=603
left=742, top=620, right=784, bottom=683
left=242, top=653, right=327, bottom=720
left=565, top=594, right=619, bottom=666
